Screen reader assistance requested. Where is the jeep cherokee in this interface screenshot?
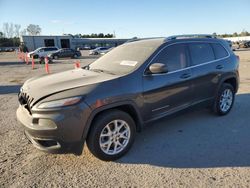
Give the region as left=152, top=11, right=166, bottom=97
left=16, top=34, right=239, bottom=161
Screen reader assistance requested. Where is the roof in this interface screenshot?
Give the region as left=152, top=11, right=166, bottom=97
left=125, top=38, right=165, bottom=47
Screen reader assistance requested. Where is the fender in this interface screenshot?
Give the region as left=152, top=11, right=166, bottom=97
left=81, top=100, right=143, bottom=140
left=215, top=72, right=239, bottom=97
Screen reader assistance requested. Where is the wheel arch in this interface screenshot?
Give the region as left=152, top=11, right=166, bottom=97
left=219, top=75, right=238, bottom=93
left=82, top=101, right=143, bottom=141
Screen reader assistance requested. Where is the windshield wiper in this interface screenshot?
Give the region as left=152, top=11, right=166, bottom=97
left=83, top=65, right=90, bottom=70
left=90, top=69, right=116, bottom=75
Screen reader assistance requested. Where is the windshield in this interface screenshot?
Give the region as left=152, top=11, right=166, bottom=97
left=34, top=48, right=42, bottom=52
left=88, top=39, right=163, bottom=75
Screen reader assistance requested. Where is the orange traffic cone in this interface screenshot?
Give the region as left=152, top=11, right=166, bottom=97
left=25, top=53, right=29, bottom=64
left=74, top=61, right=80, bottom=69
left=22, top=52, right=25, bottom=62
left=32, top=56, right=35, bottom=70
left=45, top=57, right=50, bottom=74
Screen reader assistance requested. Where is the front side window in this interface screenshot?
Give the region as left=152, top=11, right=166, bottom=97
left=38, top=49, right=44, bottom=52
left=153, top=44, right=188, bottom=72
left=189, top=43, right=215, bottom=65
left=44, top=48, right=51, bottom=51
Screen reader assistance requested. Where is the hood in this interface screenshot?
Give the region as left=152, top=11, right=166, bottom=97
left=21, top=68, right=118, bottom=104
left=28, top=51, right=34, bottom=56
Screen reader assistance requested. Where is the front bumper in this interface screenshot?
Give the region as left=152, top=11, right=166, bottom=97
left=16, top=102, right=91, bottom=153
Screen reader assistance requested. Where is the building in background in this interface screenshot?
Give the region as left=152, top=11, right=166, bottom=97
left=20, top=35, right=129, bottom=51
left=223, top=36, right=250, bottom=42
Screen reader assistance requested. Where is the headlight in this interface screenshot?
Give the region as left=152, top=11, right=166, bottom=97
left=38, top=96, right=81, bottom=109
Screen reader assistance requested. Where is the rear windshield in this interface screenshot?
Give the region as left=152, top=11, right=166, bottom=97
left=88, top=40, right=163, bottom=75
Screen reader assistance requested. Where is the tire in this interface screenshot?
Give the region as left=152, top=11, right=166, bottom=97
left=73, top=54, right=78, bottom=58
left=86, top=110, right=136, bottom=161
left=39, top=57, right=44, bottom=64
left=54, top=55, right=58, bottom=60
left=212, top=83, right=235, bottom=116
left=33, top=54, right=39, bottom=59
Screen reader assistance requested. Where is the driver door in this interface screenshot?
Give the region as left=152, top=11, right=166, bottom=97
left=142, top=43, right=195, bottom=121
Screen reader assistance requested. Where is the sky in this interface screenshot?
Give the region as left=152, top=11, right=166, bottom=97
left=0, top=0, right=250, bottom=38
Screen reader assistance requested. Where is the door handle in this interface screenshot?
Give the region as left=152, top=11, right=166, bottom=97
left=216, top=65, right=224, bottom=69
left=180, top=73, right=191, bottom=79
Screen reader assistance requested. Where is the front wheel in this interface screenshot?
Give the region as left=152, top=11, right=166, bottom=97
left=86, top=110, right=136, bottom=161
left=212, top=83, right=235, bottom=116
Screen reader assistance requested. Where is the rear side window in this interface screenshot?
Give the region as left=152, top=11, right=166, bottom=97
left=45, top=47, right=57, bottom=51
left=154, top=44, right=188, bottom=72
left=189, top=43, right=215, bottom=65
left=211, top=43, right=228, bottom=59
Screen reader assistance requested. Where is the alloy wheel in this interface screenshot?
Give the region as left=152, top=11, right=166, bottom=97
left=99, top=120, right=131, bottom=155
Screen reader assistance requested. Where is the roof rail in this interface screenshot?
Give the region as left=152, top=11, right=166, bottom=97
left=166, top=34, right=217, bottom=41
left=125, top=37, right=164, bottom=43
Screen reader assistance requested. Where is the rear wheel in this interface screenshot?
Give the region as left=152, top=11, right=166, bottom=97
left=73, top=54, right=78, bottom=58
left=212, top=83, right=235, bottom=116
left=86, top=110, right=136, bottom=161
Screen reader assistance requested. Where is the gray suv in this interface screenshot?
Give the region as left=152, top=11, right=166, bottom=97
left=16, top=35, right=239, bottom=161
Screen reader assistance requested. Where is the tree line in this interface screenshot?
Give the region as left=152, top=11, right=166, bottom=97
left=67, top=33, right=115, bottom=38
left=1, top=22, right=250, bottom=47
left=0, top=23, right=42, bottom=47
left=214, top=30, right=250, bottom=38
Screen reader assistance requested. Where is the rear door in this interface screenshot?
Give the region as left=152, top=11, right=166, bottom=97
left=143, top=43, right=195, bottom=121
left=67, top=49, right=74, bottom=57
left=43, top=48, right=52, bottom=57
left=188, top=42, right=229, bottom=103
left=59, top=49, right=67, bottom=57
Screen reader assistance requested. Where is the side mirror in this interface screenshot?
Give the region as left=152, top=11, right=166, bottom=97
left=148, top=63, right=168, bottom=74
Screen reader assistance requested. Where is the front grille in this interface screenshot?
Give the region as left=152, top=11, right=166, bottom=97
left=18, top=92, right=34, bottom=114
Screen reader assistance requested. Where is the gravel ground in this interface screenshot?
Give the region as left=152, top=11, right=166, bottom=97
left=0, top=50, right=250, bottom=187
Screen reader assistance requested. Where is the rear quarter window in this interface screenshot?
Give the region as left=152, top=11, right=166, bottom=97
left=189, top=43, right=215, bottom=65
left=211, top=43, right=228, bottom=59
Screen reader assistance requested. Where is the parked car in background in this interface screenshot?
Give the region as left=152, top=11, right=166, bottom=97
left=89, top=47, right=110, bottom=55
left=239, top=41, right=250, bottom=48
left=100, top=47, right=115, bottom=55
left=48, top=48, right=81, bottom=59
left=77, top=46, right=91, bottom=50
left=28, top=47, right=59, bottom=58
left=17, top=34, right=239, bottom=161
left=4, top=47, right=15, bottom=52
left=225, top=40, right=232, bottom=48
